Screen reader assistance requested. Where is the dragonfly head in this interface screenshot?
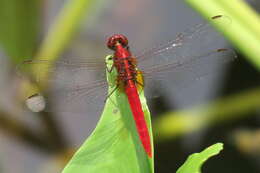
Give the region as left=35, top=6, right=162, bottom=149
left=107, top=34, right=128, bottom=50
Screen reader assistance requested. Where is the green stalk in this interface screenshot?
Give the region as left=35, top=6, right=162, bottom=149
left=153, top=87, right=260, bottom=140
left=186, top=0, right=260, bottom=69
left=32, top=0, right=97, bottom=88
left=20, top=0, right=100, bottom=97
left=35, top=0, right=96, bottom=61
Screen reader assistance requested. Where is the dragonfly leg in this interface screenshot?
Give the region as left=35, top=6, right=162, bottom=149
left=104, top=84, right=120, bottom=109
left=105, top=84, right=119, bottom=102
left=135, top=70, right=144, bottom=91
left=107, top=63, right=115, bottom=73
left=135, top=80, right=145, bottom=95
left=135, top=80, right=144, bottom=88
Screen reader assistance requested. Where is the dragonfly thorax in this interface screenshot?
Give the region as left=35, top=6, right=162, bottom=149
left=108, top=35, right=139, bottom=88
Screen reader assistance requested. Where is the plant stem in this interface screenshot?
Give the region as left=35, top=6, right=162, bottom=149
left=33, top=0, right=97, bottom=88
left=153, top=87, right=260, bottom=140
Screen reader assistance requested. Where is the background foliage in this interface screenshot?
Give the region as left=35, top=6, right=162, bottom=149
left=0, top=0, right=259, bottom=173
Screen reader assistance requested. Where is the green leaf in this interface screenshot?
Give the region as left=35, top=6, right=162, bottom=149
left=0, top=0, right=40, bottom=63
left=62, top=55, right=154, bottom=173
left=177, top=143, right=223, bottom=173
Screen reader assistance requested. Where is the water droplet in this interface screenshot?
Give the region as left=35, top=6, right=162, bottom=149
left=26, top=93, right=46, bottom=112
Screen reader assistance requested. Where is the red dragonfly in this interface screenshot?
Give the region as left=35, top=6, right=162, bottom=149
left=107, top=34, right=153, bottom=157
left=19, top=15, right=236, bottom=158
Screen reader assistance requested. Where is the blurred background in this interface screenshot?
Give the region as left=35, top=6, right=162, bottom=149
left=0, top=0, right=260, bottom=172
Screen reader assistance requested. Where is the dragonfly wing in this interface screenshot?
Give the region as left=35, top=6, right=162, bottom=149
left=17, top=57, right=107, bottom=86
left=17, top=57, right=109, bottom=114
left=136, top=16, right=236, bottom=97
left=47, top=80, right=108, bottom=114
left=136, top=15, right=233, bottom=70
left=142, top=48, right=236, bottom=98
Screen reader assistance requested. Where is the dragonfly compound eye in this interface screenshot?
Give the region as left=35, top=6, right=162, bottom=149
left=107, top=34, right=128, bottom=50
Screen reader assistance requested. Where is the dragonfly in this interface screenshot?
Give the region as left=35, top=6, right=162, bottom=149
left=18, top=15, right=236, bottom=158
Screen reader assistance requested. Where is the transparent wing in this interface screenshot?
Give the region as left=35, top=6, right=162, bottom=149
left=142, top=49, right=236, bottom=97
left=136, top=15, right=232, bottom=67
left=17, top=16, right=236, bottom=113
left=48, top=80, right=108, bottom=114
left=17, top=56, right=106, bottom=85
left=17, top=57, right=109, bottom=114
left=136, top=15, right=236, bottom=96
